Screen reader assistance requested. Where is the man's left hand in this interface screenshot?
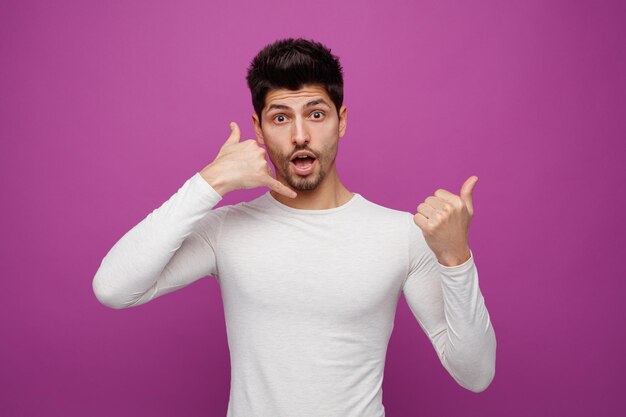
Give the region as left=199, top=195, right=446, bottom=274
left=413, top=176, right=477, bottom=267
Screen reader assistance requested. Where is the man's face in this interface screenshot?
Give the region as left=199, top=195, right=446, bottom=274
left=252, top=84, right=347, bottom=191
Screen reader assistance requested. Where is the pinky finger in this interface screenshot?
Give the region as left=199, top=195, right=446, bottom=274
left=413, top=212, right=428, bottom=230
left=267, top=177, right=297, bottom=199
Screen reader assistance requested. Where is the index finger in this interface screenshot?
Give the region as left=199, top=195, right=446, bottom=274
left=433, top=188, right=460, bottom=204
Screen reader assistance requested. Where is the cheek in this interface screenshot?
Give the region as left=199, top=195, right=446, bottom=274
left=318, top=124, right=340, bottom=149
left=262, top=127, right=289, bottom=146
left=320, top=118, right=340, bottom=136
left=265, top=142, right=290, bottom=163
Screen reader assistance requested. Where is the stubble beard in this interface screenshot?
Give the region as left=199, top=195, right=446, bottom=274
left=267, top=141, right=338, bottom=192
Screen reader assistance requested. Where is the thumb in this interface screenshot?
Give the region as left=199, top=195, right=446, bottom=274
left=225, top=121, right=241, bottom=144
left=460, top=175, right=478, bottom=215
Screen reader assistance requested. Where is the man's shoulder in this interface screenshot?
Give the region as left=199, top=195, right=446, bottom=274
left=200, top=192, right=271, bottom=225
left=356, top=194, right=415, bottom=227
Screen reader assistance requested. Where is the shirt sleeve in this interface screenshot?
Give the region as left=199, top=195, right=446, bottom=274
left=92, top=172, right=228, bottom=309
left=401, top=213, right=497, bottom=392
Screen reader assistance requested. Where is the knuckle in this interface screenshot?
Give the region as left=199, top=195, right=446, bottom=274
left=254, top=172, right=267, bottom=183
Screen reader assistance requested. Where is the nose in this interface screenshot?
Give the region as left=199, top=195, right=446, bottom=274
left=292, top=117, right=310, bottom=145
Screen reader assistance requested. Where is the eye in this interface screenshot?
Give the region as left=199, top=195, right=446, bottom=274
left=311, top=111, right=325, bottom=120
left=273, top=114, right=287, bottom=123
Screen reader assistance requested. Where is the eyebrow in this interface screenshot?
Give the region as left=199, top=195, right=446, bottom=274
left=265, top=99, right=331, bottom=113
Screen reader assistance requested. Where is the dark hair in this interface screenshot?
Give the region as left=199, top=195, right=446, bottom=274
left=246, top=38, right=344, bottom=126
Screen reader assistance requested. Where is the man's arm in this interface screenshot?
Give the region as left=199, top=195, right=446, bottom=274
left=402, top=215, right=497, bottom=393
left=92, top=173, right=226, bottom=309
left=92, top=121, right=299, bottom=309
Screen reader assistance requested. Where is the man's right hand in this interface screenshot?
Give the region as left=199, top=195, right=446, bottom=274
left=200, top=122, right=298, bottom=199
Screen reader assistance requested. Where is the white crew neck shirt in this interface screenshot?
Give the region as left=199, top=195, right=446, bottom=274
left=93, top=172, right=496, bottom=417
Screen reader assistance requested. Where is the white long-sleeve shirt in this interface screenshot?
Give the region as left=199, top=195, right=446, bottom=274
left=93, top=172, right=496, bottom=417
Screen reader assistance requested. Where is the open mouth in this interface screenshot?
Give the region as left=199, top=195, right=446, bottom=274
left=290, top=155, right=317, bottom=175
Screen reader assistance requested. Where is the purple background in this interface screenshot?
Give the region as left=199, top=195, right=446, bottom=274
left=1, top=0, right=625, bottom=416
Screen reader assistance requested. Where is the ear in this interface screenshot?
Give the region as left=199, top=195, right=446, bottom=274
left=252, top=112, right=265, bottom=145
left=338, top=105, right=347, bottom=139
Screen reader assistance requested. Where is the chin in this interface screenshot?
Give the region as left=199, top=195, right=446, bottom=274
left=289, top=173, right=325, bottom=191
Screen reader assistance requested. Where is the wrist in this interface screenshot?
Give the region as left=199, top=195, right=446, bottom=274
left=436, top=247, right=471, bottom=267
left=200, top=163, right=232, bottom=197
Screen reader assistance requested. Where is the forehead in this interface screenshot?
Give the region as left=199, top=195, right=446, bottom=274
left=263, top=84, right=333, bottom=112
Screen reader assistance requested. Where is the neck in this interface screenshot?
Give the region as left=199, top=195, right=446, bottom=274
left=270, top=166, right=353, bottom=210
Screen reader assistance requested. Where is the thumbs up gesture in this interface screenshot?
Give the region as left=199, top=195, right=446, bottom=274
left=413, top=176, right=477, bottom=267
left=200, top=122, right=298, bottom=198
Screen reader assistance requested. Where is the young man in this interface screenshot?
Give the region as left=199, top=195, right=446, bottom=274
left=93, top=38, right=496, bottom=417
